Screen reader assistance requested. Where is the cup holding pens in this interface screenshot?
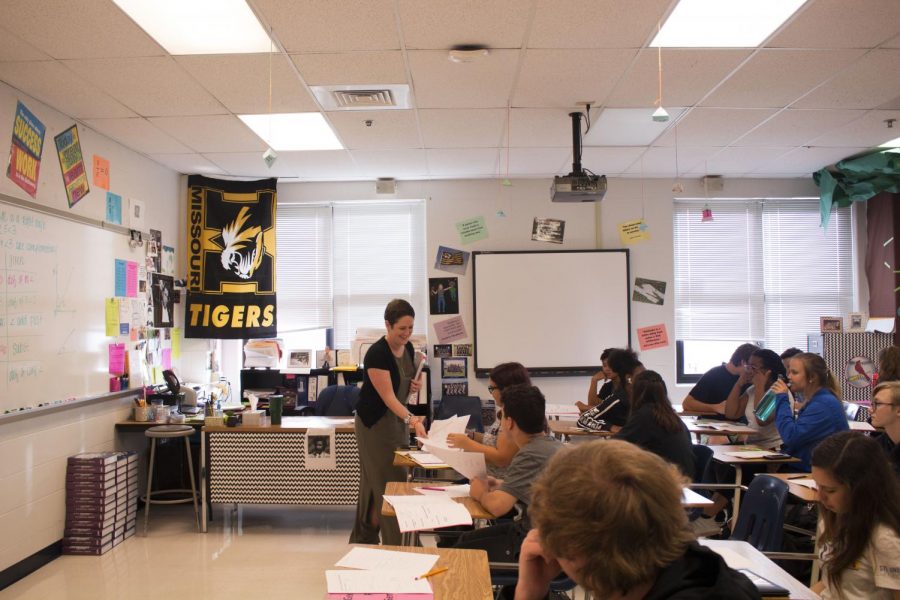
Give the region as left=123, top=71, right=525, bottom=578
left=134, top=406, right=150, bottom=422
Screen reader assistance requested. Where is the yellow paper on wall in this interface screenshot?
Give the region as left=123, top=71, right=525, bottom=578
left=618, top=219, right=650, bottom=245
left=105, top=298, right=119, bottom=337
left=171, top=328, right=182, bottom=359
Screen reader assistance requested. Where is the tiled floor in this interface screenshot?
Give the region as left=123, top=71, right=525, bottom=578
left=2, top=504, right=360, bottom=599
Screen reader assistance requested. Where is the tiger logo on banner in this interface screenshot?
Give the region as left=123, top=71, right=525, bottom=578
left=186, top=175, right=277, bottom=339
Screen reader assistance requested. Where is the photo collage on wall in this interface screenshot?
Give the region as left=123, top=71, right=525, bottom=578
left=432, top=246, right=474, bottom=398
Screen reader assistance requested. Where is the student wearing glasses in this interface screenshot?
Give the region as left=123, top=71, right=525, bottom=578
left=810, top=432, right=900, bottom=600
left=871, top=381, right=900, bottom=476
left=446, top=362, right=531, bottom=477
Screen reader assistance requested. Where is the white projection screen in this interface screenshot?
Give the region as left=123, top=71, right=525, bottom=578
left=473, top=250, right=631, bottom=376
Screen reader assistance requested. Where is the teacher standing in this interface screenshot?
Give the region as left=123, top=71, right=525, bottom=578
left=350, top=299, right=427, bottom=545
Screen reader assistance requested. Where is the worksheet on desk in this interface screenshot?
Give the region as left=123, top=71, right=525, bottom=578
left=336, top=547, right=438, bottom=574
left=325, top=569, right=433, bottom=594
left=383, top=495, right=473, bottom=532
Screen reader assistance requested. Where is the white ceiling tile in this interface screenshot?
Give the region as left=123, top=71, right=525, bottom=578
left=0, top=27, right=50, bottom=61
left=585, top=108, right=686, bottom=146
left=509, top=108, right=576, bottom=147
left=148, top=115, right=267, bottom=153
left=686, top=147, right=794, bottom=175
left=655, top=108, right=778, bottom=146
left=65, top=57, right=227, bottom=117
left=148, top=153, right=228, bottom=176
left=82, top=118, right=192, bottom=154
left=806, top=110, right=900, bottom=147
left=792, top=50, right=900, bottom=110
left=426, top=148, right=500, bottom=177
left=408, top=50, right=519, bottom=109
left=0, top=60, right=136, bottom=119
left=351, top=149, right=428, bottom=178
left=176, top=54, right=319, bottom=114
left=206, top=150, right=359, bottom=180
left=419, top=109, right=505, bottom=148
left=607, top=49, right=751, bottom=108
left=768, top=0, right=900, bottom=49
left=254, top=0, right=400, bottom=52
left=702, top=49, right=866, bottom=109
left=327, top=110, right=421, bottom=149
left=529, top=0, right=671, bottom=48
left=765, top=147, right=871, bottom=175
left=734, top=109, right=864, bottom=147
left=398, top=0, right=529, bottom=50
left=886, top=33, right=900, bottom=48
left=623, top=146, right=720, bottom=176
left=505, top=148, right=571, bottom=177
left=513, top=49, right=636, bottom=108
left=581, top=147, right=648, bottom=174
left=0, top=0, right=164, bottom=59
left=291, top=52, right=407, bottom=86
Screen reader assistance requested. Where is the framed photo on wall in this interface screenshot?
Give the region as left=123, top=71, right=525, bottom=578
left=288, top=349, right=312, bottom=369
left=820, top=316, right=843, bottom=333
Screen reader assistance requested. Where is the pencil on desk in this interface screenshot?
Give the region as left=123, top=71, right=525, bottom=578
left=415, top=566, right=448, bottom=580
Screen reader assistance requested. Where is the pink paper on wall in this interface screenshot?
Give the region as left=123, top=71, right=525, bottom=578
left=637, top=324, right=669, bottom=351
left=125, top=261, right=138, bottom=297
left=161, top=348, right=172, bottom=370
left=433, top=315, right=467, bottom=344
left=109, top=343, right=126, bottom=374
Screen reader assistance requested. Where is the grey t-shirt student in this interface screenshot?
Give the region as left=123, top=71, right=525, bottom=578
left=499, top=435, right=563, bottom=510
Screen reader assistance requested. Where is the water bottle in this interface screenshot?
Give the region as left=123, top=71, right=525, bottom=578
left=754, top=375, right=785, bottom=421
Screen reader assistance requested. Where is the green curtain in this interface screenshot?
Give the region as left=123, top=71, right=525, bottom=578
left=814, top=148, right=900, bottom=228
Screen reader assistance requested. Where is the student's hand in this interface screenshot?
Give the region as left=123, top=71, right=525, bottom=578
left=469, top=476, right=487, bottom=500
left=446, top=433, right=472, bottom=450
left=575, top=401, right=589, bottom=413
left=737, top=368, right=753, bottom=386
left=591, top=371, right=605, bottom=383
left=515, top=530, right=562, bottom=600
left=770, top=379, right=789, bottom=395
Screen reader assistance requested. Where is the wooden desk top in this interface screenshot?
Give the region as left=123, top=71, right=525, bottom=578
left=115, top=418, right=205, bottom=430
left=353, top=544, right=492, bottom=600
left=708, top=445, right=801, bottom=466
left=764, top=473, right=818, bottom=503
left=699, top=539, right=818, bottom=599
left=381, top=482, right=496, bottom=520
left=547, top=420, right=614, bottom=437
left=393, top=450, right=454, bottom=469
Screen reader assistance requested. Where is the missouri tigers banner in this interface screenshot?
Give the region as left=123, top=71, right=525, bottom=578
left=186, top=175, right=277, bottom=339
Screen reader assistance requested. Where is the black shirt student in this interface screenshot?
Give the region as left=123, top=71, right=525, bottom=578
left=682, top=343, right=758, bottom=416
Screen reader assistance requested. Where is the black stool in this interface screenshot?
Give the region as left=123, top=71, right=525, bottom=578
left=142, top=425, right=199, bottom=535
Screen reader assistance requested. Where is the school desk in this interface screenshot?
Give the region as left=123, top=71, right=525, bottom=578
left=708, top=445, right=800, bottom=525
left=547, top=419, right=615, bottom=441
left=699, top=539, right=818, bottom=599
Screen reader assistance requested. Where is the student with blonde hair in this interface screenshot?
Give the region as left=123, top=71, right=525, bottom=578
left=515, top=440, right=759, bottom=599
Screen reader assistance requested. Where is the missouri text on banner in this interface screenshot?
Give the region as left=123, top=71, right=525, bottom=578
left=186, top=175, right=277, bottom=339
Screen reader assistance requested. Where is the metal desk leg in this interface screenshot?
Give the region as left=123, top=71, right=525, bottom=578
left=732, top=466, right=744, bottom=527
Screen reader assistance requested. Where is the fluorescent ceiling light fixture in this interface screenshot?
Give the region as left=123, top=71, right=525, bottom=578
left=650, top=0, right=807, bottom=48
left=111, top=0, right=272, bottom=55
left=238, top=113, right=344, bottom=151
left=879, top=136, right=900, bottom=148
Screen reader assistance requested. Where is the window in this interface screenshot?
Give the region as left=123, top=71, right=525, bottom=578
left=674, top=198, right=855, bottom=382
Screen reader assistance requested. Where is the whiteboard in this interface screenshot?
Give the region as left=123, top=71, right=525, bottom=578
left=473, top=250, right=631, bottom=376
left=0, top=197, right=142, bottom=412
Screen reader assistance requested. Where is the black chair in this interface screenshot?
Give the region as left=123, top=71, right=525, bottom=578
left=315, top=385, right=360, bottom=417
left=434, top=395, right=484, bottom=432
left=730, top=474, right=789, bottom=552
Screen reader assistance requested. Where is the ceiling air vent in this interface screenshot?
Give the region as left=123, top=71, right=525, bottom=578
left=310, top=84, right=412, bottom=111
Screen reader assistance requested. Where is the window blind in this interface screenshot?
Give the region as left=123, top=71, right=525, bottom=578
left=275, top=204, right=333, bottom=333
left=674, top=198, right=855, bottom=352
left=332, top=202, right=427, bottom=349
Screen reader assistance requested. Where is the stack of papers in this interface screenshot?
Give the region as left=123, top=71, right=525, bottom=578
left=405, top=452, right=449, bottom=467
left=327, top=547, right=437, bottom=598
left=426, top=415, right=469, bottom=445
left=694, top=420, right=756, bottom=433
left=787, top=478, right=817, bottom=489
left=418, top=441, right=486, bottom=480
left=384, top=494, right=473, bottom=532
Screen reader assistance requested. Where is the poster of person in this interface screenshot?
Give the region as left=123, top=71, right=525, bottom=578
left=531, top=217, right=565, bottom=244
left=429, top=277, right=459, bottom=315
left=632, top=277, right=667, bottom=305
left=305, top=428, right=336, bottom=470
left=443, top=381, right=469, bottom=397
left=151, top=273, right=175, bottom=328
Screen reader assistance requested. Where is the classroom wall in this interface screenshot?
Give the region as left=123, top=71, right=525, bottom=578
left=0, top=81, right=181, bottom=573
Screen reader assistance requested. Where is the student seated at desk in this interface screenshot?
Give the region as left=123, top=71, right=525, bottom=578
left=446, top=362, right=530, bottom=478
left=575, top=347, right=616, bottom=413
left=871, top=381, right=900, bottom=476
left=810, top=432, right=900, bottom=600
left=453, top=384, right=562, bottom=562
left=516, top=440, right=760, bottom=600
left=682, top=343, right=758, bottom=417
left=613, top=370, right=694, bottom=478
left=771, top=352, right=848, bottom=472
left=574, top=348, right=634, bottom=433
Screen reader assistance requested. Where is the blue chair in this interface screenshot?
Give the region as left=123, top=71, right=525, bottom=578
left=314, top=385, right=360, bottom=417
left=730, top=474, right=789, bottom=552
left=434, top=395, right=484, bottom=432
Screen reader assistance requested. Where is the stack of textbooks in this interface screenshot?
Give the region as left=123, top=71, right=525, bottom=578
left=63, top=451, right=138, bottom=555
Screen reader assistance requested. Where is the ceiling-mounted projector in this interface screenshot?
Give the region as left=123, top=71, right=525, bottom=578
left=552, top=110, right=607, bottom=202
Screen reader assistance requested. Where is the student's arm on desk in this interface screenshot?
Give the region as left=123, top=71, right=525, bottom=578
left=682, top=394, right=725, bottom=414
left=514, top=530, right=562, bottom=600
left=470, top=476, right=516, bottom=517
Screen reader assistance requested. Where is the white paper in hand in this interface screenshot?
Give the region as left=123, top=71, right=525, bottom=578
left=422, top=442, right=486, bottom=480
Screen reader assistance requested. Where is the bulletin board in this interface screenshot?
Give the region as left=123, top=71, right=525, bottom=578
left=473, top=249, right=631, bottom=376
left=0, top=193, right=144, bottom=413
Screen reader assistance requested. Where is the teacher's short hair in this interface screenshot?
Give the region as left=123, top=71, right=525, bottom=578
left=384, top=299, right=415, bottom=325
left=529, top=440, right=692, bottom=596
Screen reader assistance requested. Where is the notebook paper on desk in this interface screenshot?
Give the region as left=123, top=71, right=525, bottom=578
left=415, top=484, right=471, bottom=498
left=384, top=495, right=473, bottom=532
left=336, top=547, right=438, bottom=574
left=325, top=569, right=432, bottom=594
